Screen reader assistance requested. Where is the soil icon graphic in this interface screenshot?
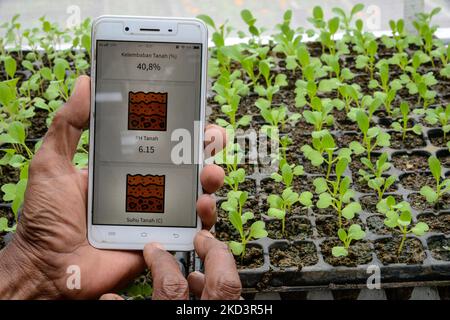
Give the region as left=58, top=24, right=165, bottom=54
left=126, top=174, right=165, bottom=213
left=128, top=91, right=168, bottom=131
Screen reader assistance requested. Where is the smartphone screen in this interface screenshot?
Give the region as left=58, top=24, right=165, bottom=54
left=92, top=40, right=202, bottom=228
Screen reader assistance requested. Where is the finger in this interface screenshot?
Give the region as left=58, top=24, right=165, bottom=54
left=196, top=194, right=216, bottom=230
left=204, top=124, right=227, bottom=158
left=194, top=231, right=241, bottom=300
left=200, top=164, right=225, bottom=194
left=99, top=293, right=124, bottom=300
left=187, top=271, right=205, bottom=299
left=143, top=243, right=188, bottom=300
left=31, top=76, right=90, bottom=176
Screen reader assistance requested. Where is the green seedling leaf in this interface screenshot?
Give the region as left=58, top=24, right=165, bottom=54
left=342, top=202, right=362, bottom=220
left=332, top=246, right=348, bottom=257
left=348, top=224, right=366, bottom=240
left=317, top=192, right=332, bottom=208
left=268, top=207, right=285, bottom=219
left=299, top=191, right=313, bottom=207
left=229, top=241, right=244, bottom=256
left=420, top=185, right=438, bottom=203
left=411, top=222, right=429, bottom=236
left=313, top=177, right=328, bottom=194
left=249, top=221, right=268, bottom=239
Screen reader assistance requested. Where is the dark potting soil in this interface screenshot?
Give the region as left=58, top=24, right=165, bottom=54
left=399, top=172, right=435, bottom=191
left=429, top=131, right=450, bottom=147
left=360, top=194, right=403, bottom=213
left=408, top=192, right=450, bottom=212
left=389, top=131, right=427, bottom=150
left=269, top=241, right=318, bottom=269
left=27, top=109, right=49, bottom=140
left=215, top=178, right=257, bottom=198
left=374, top=237, right=426, bottom=265
left=321, top=239, right=372, bottom=267
left=418, top=212, right=450, bottom=234
left=260, top=175, right=315, bottom=195
left=0, top=165, right=20, bottom=186
left=214, top=218, right=241, bottom=242
left=437, top=150, right=450, bottom=168
left=391, top=152, right=430, bottom=171
left=235, top=245, right=264, bottom=270
left=265, top=216, right=312, bottom=240
left=366, top=215, right=391, bottom=235
left=315, top=216, right=363, bottom=238
left=427, top=236, right=450, bottom=261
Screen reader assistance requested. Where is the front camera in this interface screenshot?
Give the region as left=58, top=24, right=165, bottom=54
left=125, top=26, right=130, bottom=32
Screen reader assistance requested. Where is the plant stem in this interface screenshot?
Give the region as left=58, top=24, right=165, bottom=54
left=398, top=230, right=407, bottom=256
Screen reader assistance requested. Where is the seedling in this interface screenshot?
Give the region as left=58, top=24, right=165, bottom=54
left=420, top=156, right=450, bottom=203
left=214, top=142, right=245, bottom=191
left=382, top=19, right=409, bottom=53
left=222, top=190, right=268, bottom=258
left=239, top=9, right=267, bottom=45
left=314, top=158, right=362, bottom=228
left=302, top=97, right=334, bottom=133
left=273, top=10, right=314, bottom=60
left=256, top=98, right=301, bottom=131
left=425, top=104, right=450, bottom=141
left=271, top=161, right=304, bottom=189
left=358, top=152, right=396, bottom=201
left=391, top=102, right=422, bottom=141
left=351, top=110, right=391, bottom=162
left=268, top=188, right=313, bottom=235
left=370, top=62, right=402, bottom=116
left=255, top=60, right=287, bottom=104
left=355, top=40, right=378, bottom=80
left=332, top=224, right=366, bottom=257
left=377, top=196, right=429, bottom=255
left=301, top=131, right=352, bottom=180
left=332, top=3, right=364, bottom=38
left=212, top=74, right=251, bottom=130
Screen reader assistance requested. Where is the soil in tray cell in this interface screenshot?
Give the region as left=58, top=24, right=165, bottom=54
left=321, top=239, right=372, bottom=267
left=418, top=212, right=450, bottom=234
left=408, top=192, right=450, bottom=212
left=366, top=214, right=392, bottom=235
left=126, top=174, right=165, bottom=213
left=427, top=236, right=450, bottom=261
left=269, top=241, right=318, bottom=269
left=391, top=151, right=431, bottom=172
left=389, top=131, right=427, bottom=150
left=128, top=91, right=167, bottom=131
left=315, top=216, right=363, bottom=238
left=399, top=172, right=435, bottom=191
left=27, top=109, right=49, bottom=139
left=265, top=216, right=312, bottom=240
left=0, top=165, right=20, bottom=186
left=374, top=237, right=426, bottom=265
left=235, top=244, right=264, bottom=270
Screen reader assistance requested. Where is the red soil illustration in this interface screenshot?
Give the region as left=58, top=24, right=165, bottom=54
left=126, top=174, right=165, bottom=213
left=128, top=91, right=168, bottom=131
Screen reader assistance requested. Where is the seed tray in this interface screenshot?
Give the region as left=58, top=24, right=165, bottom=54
left=205, top=58, right=450, bottom=289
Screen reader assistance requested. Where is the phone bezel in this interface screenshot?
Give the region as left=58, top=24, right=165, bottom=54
left=87, top=16, right=207, bottom=251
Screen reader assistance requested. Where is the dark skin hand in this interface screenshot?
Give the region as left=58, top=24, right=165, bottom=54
left=0, top=76, right=241, bottom=300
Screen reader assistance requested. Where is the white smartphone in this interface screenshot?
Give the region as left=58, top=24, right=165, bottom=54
left=87, top=16, right=207, bottom=251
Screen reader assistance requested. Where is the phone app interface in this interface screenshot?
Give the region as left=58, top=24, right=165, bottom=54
left=93, top=40, right=202, bottom=227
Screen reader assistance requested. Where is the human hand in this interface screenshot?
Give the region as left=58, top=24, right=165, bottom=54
left=0, top=76, right=227, bottom=299
left=100, top=230, right=241, bottom=300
